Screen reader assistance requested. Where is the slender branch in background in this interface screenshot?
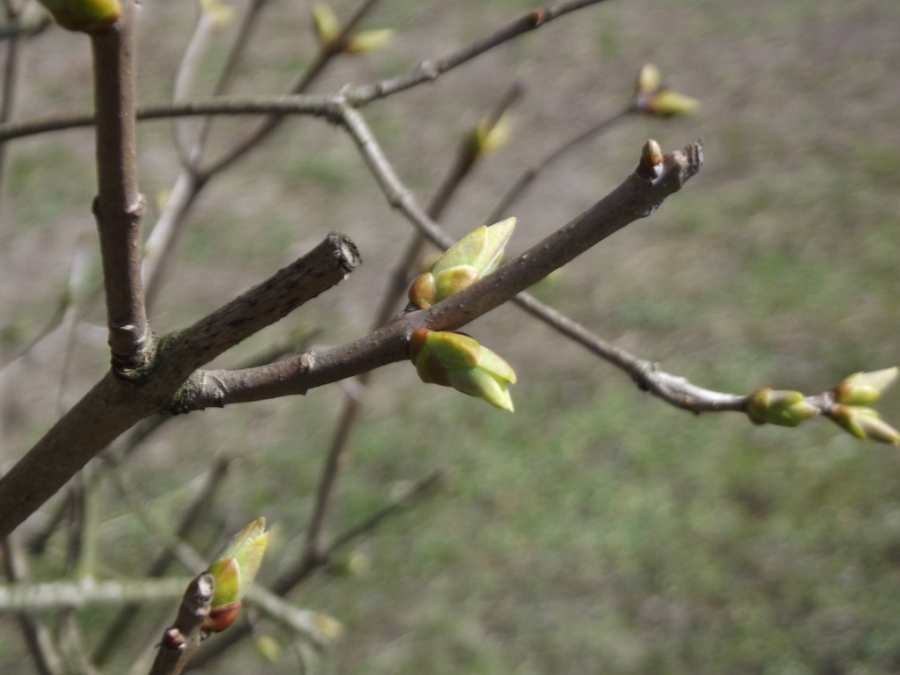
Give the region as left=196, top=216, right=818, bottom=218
left=190, top=470, right=444, bottom=668
left=242, top=586, right=341, bottom=648
left=144, top=0, right=379, bottom=310
left=106, top=467, right=209, bottom=571
left=92, top=458, right=230, bottom=666
left=170, top=4, right=219, bottom=168
left=193, top=0, right=271, bottom=153
left=1, top=535, right=66, bottom=675
left=144, top=0, right=270, bottom=307
left=345, top=0, right=611, bottom=106
left=485, top=104, right=634, bottom=223
left=90, top=0, right=150, bottom=375
left=0, top=576, right=195, bottom=611
left=199, top=0, right=382, bottom=177
left=512, top=293, right=747, bottom=411
left=58, top=611, right=102, bottom=675
left=301, top=83, right=523, bottom=569
left=0, top=0, right=613, bottom=145
left=0, top=0, right=22, bottom=215
left=147, top=573, right=214, bottom=675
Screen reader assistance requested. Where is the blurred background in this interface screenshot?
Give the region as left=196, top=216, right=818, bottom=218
left=1, top=0, right=899, bottom=672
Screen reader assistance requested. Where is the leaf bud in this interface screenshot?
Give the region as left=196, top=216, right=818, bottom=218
left=408, top=218, right=516, bottom=309
left=746, top=388, right=820, bottom=427
left=38, top=0, right=122, bottom=33
left=410, top=329, right=516, bottom=411
left=833, top=367, right=898, bottom=406
left=830, top=405, right=900, bottom=445
left=202, top=518, right=269, bottom=633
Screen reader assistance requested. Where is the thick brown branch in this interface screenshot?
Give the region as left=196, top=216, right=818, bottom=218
left=178, top=141, right=704, bottom=411
left=90, top=1, right=150, bottom=375
left=0, top=233, right=361, bottom=538
left=161, top=232, right=361, bottom=390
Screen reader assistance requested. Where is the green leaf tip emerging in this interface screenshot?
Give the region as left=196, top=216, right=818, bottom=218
left=410, top=329, right=516, bottom=412
left=409, top=218, right=516, bottom=309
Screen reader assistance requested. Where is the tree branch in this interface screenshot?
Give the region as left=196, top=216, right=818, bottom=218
left=0, top=232, right=361, bottom=538
left=485, top=104, right=634, bottom=223
left=90, top=0, right=150, bottom=375
left=147, top=573, right=214, bottom=675
left=0, top=576, right=196, bottom=612
left=345, top=0, right=612, bottom=106
left=177, top=139, right=704, bottom=411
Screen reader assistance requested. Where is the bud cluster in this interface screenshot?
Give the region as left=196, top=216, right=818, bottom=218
left=407, top=221, right=518, bottom=411
left=746, top=367, right=899, bottom=446
left=312, top=3, right=394, bottom=55
left=633, top=63, right=700, bottom=118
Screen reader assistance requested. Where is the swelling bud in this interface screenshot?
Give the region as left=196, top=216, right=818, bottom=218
left=38, top=0, right=121, bottom=33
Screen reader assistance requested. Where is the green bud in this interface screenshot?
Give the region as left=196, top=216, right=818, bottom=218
left=408, top=218, right=516, bottom=309
left=311, top=2, right=340, bottom=49
left=833, top=367, right=898, bottom=405
left=747, top=388, right=820, bottom=427
left=202, top=518, right=269, bottom=633
left=410, top=329, right=516, bottom=411
left=831, top=405, right=900, bottom=445
left=635, top=63, right=662, bottom=95
left=38, top=0, right=122, bottom=33
left=638, top=139, right=664, bottom=178
left=645, top=90, right=700, bottom=117
left=199, top=0, right=235, bottom=27
left=463, top=114, right=512, bottom=160
left=254, top=634, right=283, bottom=663
left=344, top=29, right=394, bottom=54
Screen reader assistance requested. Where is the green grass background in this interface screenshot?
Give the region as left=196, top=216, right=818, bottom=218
left=1, top=0, right=898, bottom=673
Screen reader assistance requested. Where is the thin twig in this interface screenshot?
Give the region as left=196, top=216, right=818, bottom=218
left=512, top=293, right=748, bottom=412
left=1, top=536, right=65, bottom=675
left=199, top=0, right=382, bottom=177
left=90, top=0, right=150, bottom=375
left=485, top=104, right=634, bottom=223
left=0, top=0, right=22, bottom=215
left=0, top=577, right=196, bottom=611
left=301, top=84, right=522, bottom=569
left=345, top=0, right=612, bottom=106
left=339, top=105, right=744, bottom=415
left=171, top=5, right=219, bottom=168
left=147, top=573, right=214, bottom=675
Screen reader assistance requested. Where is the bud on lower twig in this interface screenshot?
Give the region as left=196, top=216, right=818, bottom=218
left=410, top=329, right=516, bottom=411
left=833, top=367, right=898, bottom=406
left=746, top=388, right=820, bottom=427
left=830, top=405, right=900, bottom=445
left=203, top=518, right=269, bottom=633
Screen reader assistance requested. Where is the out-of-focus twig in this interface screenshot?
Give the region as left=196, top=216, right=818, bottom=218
left=1, top=535, right=65, bottom=675
left=485, top=104, right=634, bottom=223
left=345, top=0, right=611, bottom=106
left=92, top=457, right=231, bottom=666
